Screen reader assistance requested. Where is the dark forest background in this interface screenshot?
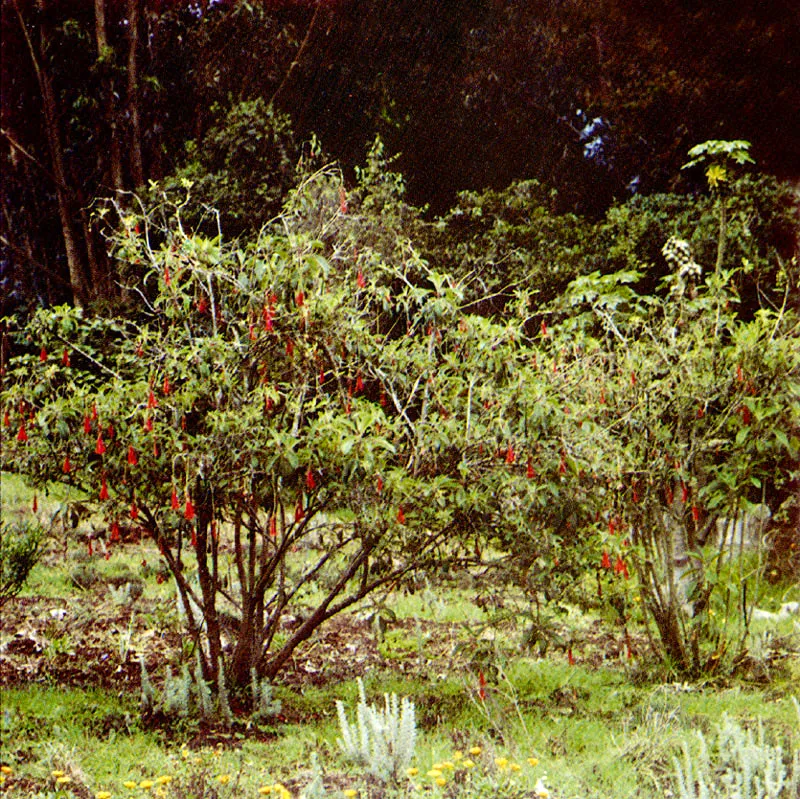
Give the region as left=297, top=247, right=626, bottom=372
left=2, top=0, right=799, bottom=310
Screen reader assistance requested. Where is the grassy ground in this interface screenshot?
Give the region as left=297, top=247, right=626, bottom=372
left=1, top=472, right=799, bottom=798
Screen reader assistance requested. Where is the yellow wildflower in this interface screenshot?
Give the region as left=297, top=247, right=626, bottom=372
left=123, top=780, right=138, bottom=789
left=427, top=769, right=442, bottom=778
left=510, top=763, right=522, bottom=772
left=441, top=761, right=455, bottom=770
left=217, top=774, right=230, bottom=785
left=156, top=776, right=173, bottom=785
left=96, top=792, right=112, bottom=799
left=258, top=788, right=272, bottom=795
left=527, top=757, right=539, bottom=767
left=452, top=750, right=463, bottom=761
left=56, top=776, right=72, bottom=784
left=462, top=759, right=476, bottom=769
left=468, top=746, right=482, bottom=756
left=140, top=779, right=154, bottom=789
left=0, top=776, right=5, bottom=786
left=343, top=791, right=358, bottom=798
left=0, top=766, right=12, bottom=774
left=51, top=770, right=66, bottom=778
left=406, top=767, right=419, bottom=777
left=435, top=777, right=447, bottom=787
left=494, top=757, right=509, bottom=769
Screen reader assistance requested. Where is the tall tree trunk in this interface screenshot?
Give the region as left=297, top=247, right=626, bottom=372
left=14, top=0, right=89, bottom=306
left=94, top=0, right=124, bottom=193
left=126, top=0, right=144, bottom=188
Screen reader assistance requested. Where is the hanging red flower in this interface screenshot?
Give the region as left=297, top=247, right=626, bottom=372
left=319, top=369, right=325, bottom=384
left=144, top=416, right=153, bottom=432
left=295, top=500, right=304, bottom=524
left=609, top=517, right=616, bottom=535
left=17, top=422, right=28, bottom=443
left=568, top=648, right=575, bottom=666
left=691, top=504, right=700, bottom=523
left=269, top=515, right=277, bottom=538
left=87, top=539, right=93, bottom=557
left=62, top=348, right=70, bottom=367
left=147, top=390, right=158, bottom=409
left=680, top=482, right=688, bottom=504
left=295, top=290, right=305, bottom=308
left=196, top=296, right=209, bottom=314
left=285, top=338, right=294, bottom=357
left=339, top=185, right=348, bottom=214
left=110, top=521, right=121, bottom=542
left=356, top=269, right=366, bottom=289
left=164, top=264, right=171, bottom=285
left=558, top=456, right=567, bottom=476
left=184, top=497, right=195, bottom=521
left=249, top=323, right=257, bottom=341
left=397, top=506, right=406, bottom=524
left=696, top=405, right=705, bottom=418
left=171, top=488, right=180, bottom=510
left=63, top=454, right=71, bottom=474
left=614, top=554, right=626, bottom=575
left=355, top=374, right=364, bottom=393
left=665, top=485, right=674, bottom=505
left=107, top=423, right=115, bottom=440
left=95, top=433, right=106, bottom=455
left=526, top=459, right=536, bottom=479
left=39, top=347, right=48, bottom=362
left=2, top=410, right=9, bottom=427
left=162, top=375, right=170, bottom=395
left=32, top=495, right=38, bottom=513
left=630, top=371, right=637, bottom=386
left=601, top=550, right=612, bottom=569
left=191, top=528, right=197, bottom=548
left=130, top=501, right=139, bottom=520
left=478, top=670, right=487, bottom=701
left=153, top=440, right=159, bottom=457
left=376, top=475, right=383, bottom=493
left=540, top=320, right=548, bottom=337
left=306, top=466, right=316, bottom=491
left=740, top=405, right=751, bottom=425
left=99, top=475, right=109, bottom=500
left=505, top=444, right=515, bottom=465
left=736, top=363, right=744, bottom=382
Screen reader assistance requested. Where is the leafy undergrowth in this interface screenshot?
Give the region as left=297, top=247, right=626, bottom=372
left=1, top=510, right=799, bottom=798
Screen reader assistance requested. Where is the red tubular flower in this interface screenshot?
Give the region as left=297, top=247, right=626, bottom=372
left=558, top=456, right=567, bottom=476
left=63, top=454, right=71, bottom=474
left=162, top=375, right=170, bottom=395
left=164, top=265, right=171, bottom=285
left=568, top=648, right=575, bottom=666
left=191, top=528, right=197, bottom=548
left=306, top=466, right=316, bottom=492
left=630, top=371, right=637, bottom=386
left=478, top=670, right=487, bottom=701
left=339, top=185, right=348, bottom=214
left=505, top=444, right=515, bottom=465
left=614, top=554, right=626, bottom=575
left=95, top=433, right=106, bottom=455
left=2, top=410, right=9, bottom=427
left=110, top=521, right=121, bottom=542
left=601, top=550, right=612, bottom=569
left=62, top=348, right=70, bottom=367
left=665, top=485, right=674, bottom=505
left=526, top=459, right=536, bottom=479
left=696, top=405, right=705, bottom=419
left=376, top=475, right=384, bottom=493
left=17, top=422, right=28, bottom=443
left=249, top=324, right=257, bottom=341
left=355, top=374, right=364, bottom=393
left=130, top=501, right=139, bottom=520
left=736, top=363, right=744, bottom=382
left=740, top=405, right=751, bottom=425
left=295, top=290, right=305, bottom=308
left=691, top=505, right=700, bottom=523
left=171, top=488, right=180, bottom=510
left=144, top=416, right=153, bottom=432
left=32, top=495, right=38, bottom=513
left=295, top=500, right=304, bottom=524
left=397, top=506, right=406, bottom=524
left=184, top=497, right=195, bottom=521
left=39, top=347, right=47, bottom=362
left=269, top=515, right=277, bottom=537
left=541, top=320, right=548, bottom=337
left=285, top=338, right=294, bottom=357
left=127, top=445, right=138, bottom=466
left=147, top=390, right=158, bottom=409
left=356, top=269, right=366, bottom=289
left=99, top=476, right=109, bottom=500
left=88, top=539, right=93, bottom=557
left=680, top=482, right=688, bottom=504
